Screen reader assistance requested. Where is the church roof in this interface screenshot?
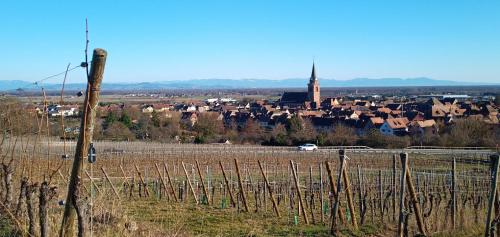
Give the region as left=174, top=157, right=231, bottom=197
left=280, top=92, right=309, bottom=103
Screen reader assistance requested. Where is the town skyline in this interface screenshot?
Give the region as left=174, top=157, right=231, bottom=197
left=1, top=1, right=499, bottom=84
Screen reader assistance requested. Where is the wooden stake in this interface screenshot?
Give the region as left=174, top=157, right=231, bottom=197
left=291, top=160, right=309, bottom=224
left=392, top=154, right=397, bottom=222
left=401, top=152, right=427, bottom=236
left=219, top=161, right=236, bottom=207
left=357, top=165, right=366, bottom=224
left=340, top=150, right=358, bottom=229
left=258, top=160, right=280, bottom=217
left=195, top=160, right=210, bottom=205
left=182, top=162, right=198, bottom=204
left=485, top=154, right=500, bottom=237
left=119, top=165, right=131, bottom=188
left=397, top=153, right=408, bottom=237
left=163, top=162, right=178, bottom=202
left=154, top=163, right=172, bottom=201
left=379, top=170, right=383, bottom=223
left=84, top=170, right=101, bottom=195
left=452, top=156, right=457, bottom=230
left=331, top=154, right=346, bottom=234
left=320, top=163, right=325, bottom=224
left=309, top=166, right=316, bottom=224
left=134, top=164, right=150, bottom=197
left=235, top=159, right=249, bottom=212
left=101, top=167, right=120, bottom=199
left=60, top=48, right=107, bottom=237
left=324, top=161, right=346, bottom=224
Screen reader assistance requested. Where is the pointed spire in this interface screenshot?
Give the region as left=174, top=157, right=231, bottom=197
left=310, top=62, right=317, bottom=82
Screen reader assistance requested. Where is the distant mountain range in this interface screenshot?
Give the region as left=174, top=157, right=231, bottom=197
left=1, top=77, right=498, bottom=91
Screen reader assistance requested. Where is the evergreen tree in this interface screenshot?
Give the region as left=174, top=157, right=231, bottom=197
left=120, top=112, right=132, bottom=128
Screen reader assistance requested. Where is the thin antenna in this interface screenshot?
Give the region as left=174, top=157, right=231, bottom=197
left=85, top=17, right=94, bottom=237
left=85, top=18, right=90, bottom=81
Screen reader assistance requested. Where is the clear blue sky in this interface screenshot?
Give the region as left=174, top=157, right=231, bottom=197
left=1, top=1, right=499, bottom=83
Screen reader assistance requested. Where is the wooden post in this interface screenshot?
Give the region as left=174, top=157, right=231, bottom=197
left=452, top=157, right=457, bottom=230
left=340, top=150, right=358, bottom=229
left=195, top=160, right=210, bottom=205
left=331, top=153, right=346, bottom=234
left=219, top=161, right=236, bottom=207
left=181, top=162, right=198, bottom=204
left=309, top=166, right=316, bottom=224
left=258, top=160, right=280, bottom=217
left=101, top=167, right=120, bottom=199
left=163, top=162, right=178, bottom=202
left=325, top=161, right=346, bottom=224
left=134, top=164, right=150, bottom=197
left=320, top=163, right=324, bottom=224
left=119, top=165, right=131, bottom=188
left=235, top=159, right=249, bottom=212
left=392, top=154, right=397, bottom=222
left=494, top=189, right=500, bottom=237
left=291, top=160, right=309, bottom=224
left=60, top=48, right=107, bottom=237
left=84, top=170, right=101, bottom=194
left=402, top=152, right=427, bottom=236
left=485, top=154, right=500, bottom=237
left=357, top=165, right=365, bottom=224
left=397, top=153, right=408, bottom=237
left=379, top=170, right=383, bottom=223
left=154, top=163, right=173, bottom=201
left=406, top=164, right=426, bottom=236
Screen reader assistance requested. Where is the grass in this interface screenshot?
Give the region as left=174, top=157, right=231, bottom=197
left=121, top=200, right=386, bottom=236
left=0, top=217, right=19, bottom=237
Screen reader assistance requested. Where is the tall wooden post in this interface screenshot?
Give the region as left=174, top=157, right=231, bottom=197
left=452, top=157, right=457, bottom=230
left=485, top=154, right=500, bottom=237
left=401, top=152, right=427, bottom=236
left=378, top=170, right=383, bottom=223
left=320, top=163, right=324, bottom=224
left=340, top=150, right=358, bottom=229
left=163, top=162, right=178, bottom=202
left=325, top=161, right=346, bottom=223
left=291, top=160, right=309, bottom=224
left=195, top=160, right=210, bottom=205
left=392, top=154, right=397, bottom=222
left=331, top=153, right=346, bottom=234
left=258, top=160, right=280, bottom=217
left=219, top=161, right=236, bottom=207
left=235, top=159, right=249, bottom=212
left=101, top=167, right=120, bottom=199
left=309, top=166, right=316, bottom=224
left=154, top=163, right=171, bottom=200
left=60, top=48, right=107, bottom=237
left=181, top=162, right=198, bottom=204
left=134, top=164, right=150, bottom=196
left=397, top=153, right=408, bottom=237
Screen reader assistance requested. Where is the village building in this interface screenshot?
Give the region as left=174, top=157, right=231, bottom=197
left=380, top=117, right=410, bottom=136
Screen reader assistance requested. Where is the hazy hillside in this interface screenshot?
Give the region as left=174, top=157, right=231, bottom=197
left=0, top=77, right=495, bottom=91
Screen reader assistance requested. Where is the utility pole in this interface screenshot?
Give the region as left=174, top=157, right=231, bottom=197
left=59, top=48, right=107, bottom=237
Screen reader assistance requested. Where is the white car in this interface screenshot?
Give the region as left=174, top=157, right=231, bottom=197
left=298, top=144, right=318, bottom=151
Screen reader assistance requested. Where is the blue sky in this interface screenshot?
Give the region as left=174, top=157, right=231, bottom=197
left=1, top=1, right=499, bottom=83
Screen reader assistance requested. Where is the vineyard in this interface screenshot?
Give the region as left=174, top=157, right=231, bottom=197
left=0, top=49, right=498, bottom=237
left=1, top=138, right=498, bottom=236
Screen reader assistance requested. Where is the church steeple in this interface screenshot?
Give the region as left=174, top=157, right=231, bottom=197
left=307, top=62, right=320, bottom=109
left=310, top=62, right=317, bottom=82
